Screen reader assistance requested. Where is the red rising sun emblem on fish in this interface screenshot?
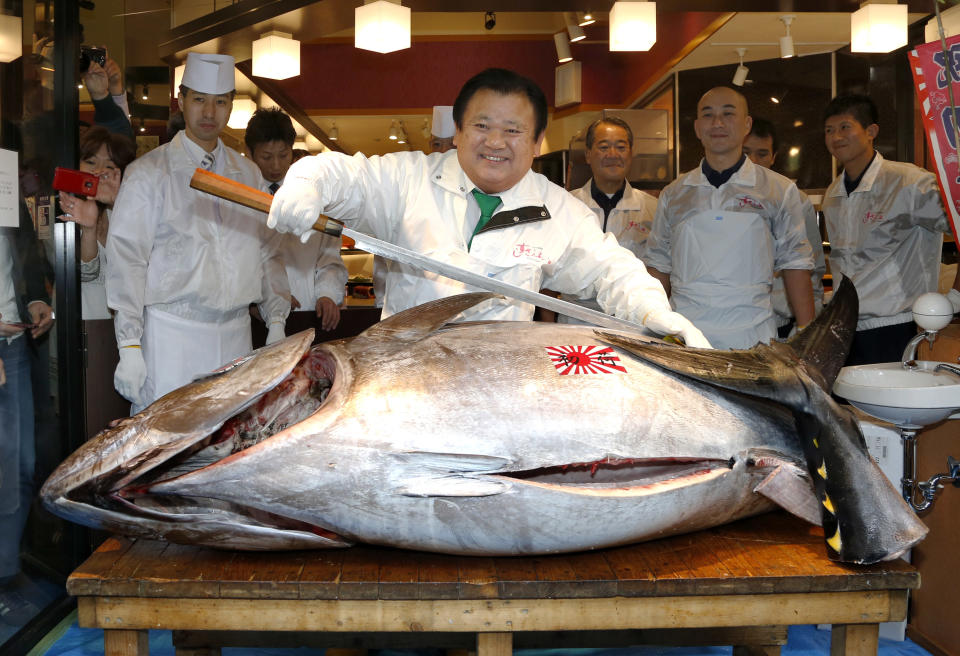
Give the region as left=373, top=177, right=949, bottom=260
left=546, top=345, right=627, bottom=375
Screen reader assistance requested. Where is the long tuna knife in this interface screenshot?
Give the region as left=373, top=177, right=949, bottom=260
left=190, top=168, right=649, bottom=334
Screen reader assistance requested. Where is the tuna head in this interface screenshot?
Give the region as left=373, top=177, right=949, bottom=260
left=39, top=329, right=350, bottom=550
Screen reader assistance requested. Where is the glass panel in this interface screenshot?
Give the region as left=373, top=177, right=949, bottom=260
left=0, top=0, right=85, bottom=649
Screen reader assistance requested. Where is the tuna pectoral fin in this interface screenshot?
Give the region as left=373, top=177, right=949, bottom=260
left=396, top=476, right=509, bottom=497
left=358, top=292, right=501, bottom=344
left=755, top=463, right=822, bottom=526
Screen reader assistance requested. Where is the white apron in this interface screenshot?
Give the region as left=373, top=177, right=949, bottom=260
left=671, top=210, right=775, bottom=350
left=136, top=307, right=252, bottom=414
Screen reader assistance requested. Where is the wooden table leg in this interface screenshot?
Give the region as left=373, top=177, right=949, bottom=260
left=104, top=629, right=149, bottom=656
left=477, top=632, right=512, bottom=656
left=831, top=624, right=880, bottom=656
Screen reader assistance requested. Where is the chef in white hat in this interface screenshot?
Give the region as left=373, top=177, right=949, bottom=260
left=429, top=105, right=456, bottom=153
left=106, top=52, right=290, bottom=413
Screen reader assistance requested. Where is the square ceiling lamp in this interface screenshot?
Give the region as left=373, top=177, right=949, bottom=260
left=253, top=31, right=300, bottom=79
left=227, top=95, right=256, bottom=129
left=609, top=1, right=656, bottom=52
left=0, top=14, right=22, bottom=63
left=355, top=0, right=410, bottom=54
left=851, top=1, right=907, bottom=53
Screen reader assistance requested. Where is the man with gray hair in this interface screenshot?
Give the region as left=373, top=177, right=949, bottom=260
left=107, top=52, right=290, bottom=413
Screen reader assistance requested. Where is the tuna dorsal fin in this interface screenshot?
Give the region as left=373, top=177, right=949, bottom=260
left=787, top=277, right=858, bottom=390
left=358, top=292, right=501, bottom=343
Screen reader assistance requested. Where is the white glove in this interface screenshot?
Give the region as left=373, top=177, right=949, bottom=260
left=265, top=320, right=286, bottom=345
left=114, top=346, right=147, bottom=404
left=643, top=310, right=713, bottom=349
left=948, top=289, right=960, bottom=314
left=266, top=174, right=323, bottom=243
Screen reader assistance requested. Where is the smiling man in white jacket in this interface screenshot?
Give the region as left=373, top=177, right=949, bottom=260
left=267, top=68, right=709, bottom=348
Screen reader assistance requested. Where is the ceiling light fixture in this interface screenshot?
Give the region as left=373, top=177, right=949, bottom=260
left=253, top=31, right=300, bottom=79
left=554, top=32, right=573, bottom=63
left=355, top=0, right=411, bottom=54
left=397, top=121, right=408, bottom=144
left=141, top=84, right=149, bottom=100
left=779, top=15, right=795, bottom=58
left=388, top=120, right=399, bottom=141
left=851, top=0, right=907, bottom=53
left=578, top=12, right=595, bottom=27
left=0, top=14, right=22, bottom=63
left=293, top=139, right=308, bottom=151
left=329, top=122, right=339, bottom=141
left=227, top=95, right=256, bottom=129
left=484, top=11, right=496, bottom=30
left=610, top=0, right=656, bottom=52
left=565, top=13, right=586, bottom=42
left=732, top=48, right=748, bottom=87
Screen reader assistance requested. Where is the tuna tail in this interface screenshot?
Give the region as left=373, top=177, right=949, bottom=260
left=596, top=279, right=928, bottom=564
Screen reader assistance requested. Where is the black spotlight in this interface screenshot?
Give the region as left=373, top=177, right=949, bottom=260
left=484, top=11, right=496, bottom=30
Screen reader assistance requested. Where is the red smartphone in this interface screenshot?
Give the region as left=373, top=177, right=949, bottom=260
left=53, top=167, right=99, bottom=198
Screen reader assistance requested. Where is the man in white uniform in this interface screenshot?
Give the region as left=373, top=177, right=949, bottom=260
left=558, top=117, right=658, bottom=324
left=743, top=117, right=825, bottom=337
left=267, top=68, right=709, bottom=347
left=245, top=108, right=346, bottom=332
left=429, top=105, right=456, bottom=154
left=822, top=94, right=960, bottom=365
left=106, top=52, right=290, bottom=413
left=572, top=116, right=657, bottom=258
left=644, top=86, right=815, bottom=350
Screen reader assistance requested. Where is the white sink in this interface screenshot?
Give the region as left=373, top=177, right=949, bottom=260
left=834, top=361, right=960, bottom=428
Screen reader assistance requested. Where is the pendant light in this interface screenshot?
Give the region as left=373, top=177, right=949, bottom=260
left=355, top=0, right=411, bottom=54
left=851, top=1, right=907, bottom=53
left=610, top=1, right=656, bottom=52
left=227, top=96, right=256, bottom=129
left=554, top=32, right=573, bottom=63
left=252, top=31, right=300, bottom=80
left=0, top=14, right=21, bottom=63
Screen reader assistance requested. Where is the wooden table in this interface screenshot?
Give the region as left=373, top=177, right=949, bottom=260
left=67, top=512, right=919, bottom=656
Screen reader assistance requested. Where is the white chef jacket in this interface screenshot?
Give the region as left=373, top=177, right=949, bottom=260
left=771, top=191, right=825, bottom=328
left=643, top=157, right=814, bottom=349
left=106, top=131, right=290, bottom=346
left=822, top=152, right=949, bottom=331
left=286, top=149, right=670, bottom=324
left=282, top=232, right=347, bottom=310
left=570, top=180, right=657, bottom=259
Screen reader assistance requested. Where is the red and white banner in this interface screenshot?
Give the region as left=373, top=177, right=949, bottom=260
left=546, top=345, right=627, bottom=375
left=910, top=36, right=960, bottom=241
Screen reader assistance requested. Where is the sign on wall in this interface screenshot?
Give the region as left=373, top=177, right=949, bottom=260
left=911, top=35, right=960, bottom=241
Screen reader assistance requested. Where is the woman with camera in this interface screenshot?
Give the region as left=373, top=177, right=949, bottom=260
left=58, top=126, right=136, bottom=319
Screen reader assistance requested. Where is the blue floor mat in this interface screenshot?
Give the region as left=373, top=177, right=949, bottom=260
left=38, top=622, right=933, bottom=656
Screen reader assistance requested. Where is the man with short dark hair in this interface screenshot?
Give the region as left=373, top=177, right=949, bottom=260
left=246, top=109, right=346, bottom=332
left=267, top=68, right=709, bottom=347
left=644, top=87, right=815, bottom=349
left=744, top=117, right=825, bottom=337
left=822, top=93, right=958, bottom=365
left=106, top=52, right=290, bottom=413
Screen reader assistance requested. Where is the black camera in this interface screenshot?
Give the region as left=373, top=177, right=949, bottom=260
left=79, top=46, right=106, bottom=73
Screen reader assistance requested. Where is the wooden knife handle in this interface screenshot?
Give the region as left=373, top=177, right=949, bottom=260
left=189, top=168, right=344, bottom=237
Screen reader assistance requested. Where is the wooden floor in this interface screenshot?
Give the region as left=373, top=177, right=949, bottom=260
left=67, top=512, right=919, bottom=656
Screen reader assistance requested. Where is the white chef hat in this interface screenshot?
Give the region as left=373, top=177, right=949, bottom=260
left=181, top=52, right=236, bottom=95
left=431, top=106, right=456, bottom=139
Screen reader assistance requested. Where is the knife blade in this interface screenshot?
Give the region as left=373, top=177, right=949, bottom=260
left=189, top=168, right=650, bottom=333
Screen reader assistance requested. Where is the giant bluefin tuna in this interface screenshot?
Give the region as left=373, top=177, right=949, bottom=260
left=41, top=279, right=926, bottom=563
